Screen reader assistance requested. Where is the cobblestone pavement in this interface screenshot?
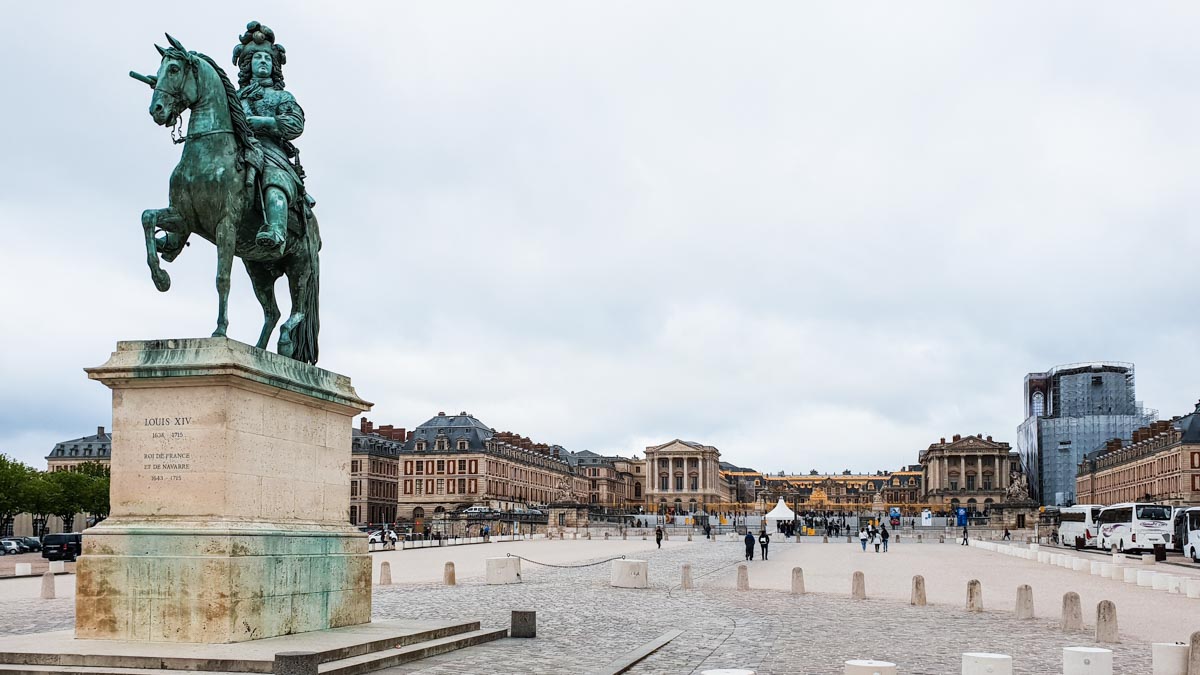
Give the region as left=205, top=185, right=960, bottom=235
left=0, top=541, right=1158, bottom=673
left=372, top=542, right=1155, bottom=674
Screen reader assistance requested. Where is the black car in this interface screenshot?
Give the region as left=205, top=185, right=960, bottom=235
left=20, top=537, right=41, bottom=552
left=41, top=533, right=82, bottom=561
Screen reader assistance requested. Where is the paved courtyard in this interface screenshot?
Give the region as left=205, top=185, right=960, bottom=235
left=2, top=536, right=1191, bottom=673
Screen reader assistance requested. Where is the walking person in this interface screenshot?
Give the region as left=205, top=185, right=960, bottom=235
left=858, top=527, right=868, bottom=552
left=880, top=525, right=889, bottom=552
left=1002, top=527, right=1011, bottom=541
left=655, top=525, right=663, bottom=549
left=744, top=531, right=755, bottom=561
left=759, top=529, right=770, bottom=560
left=961, top=524, right=969, bottom=546
left=872, top=529, right=882, bottom=553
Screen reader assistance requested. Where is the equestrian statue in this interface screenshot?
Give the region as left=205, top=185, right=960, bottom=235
left=131, top=22, right=321, bottom=364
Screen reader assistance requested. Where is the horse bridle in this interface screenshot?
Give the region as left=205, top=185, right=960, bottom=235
left=154, top=52, right=233, bottom=144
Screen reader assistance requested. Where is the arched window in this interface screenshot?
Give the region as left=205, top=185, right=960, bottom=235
left=1031, top=391, right=1045, bottom=418
left=434, top=506, right=445, bottom=515
left=412, top=507, right=425, bottom=520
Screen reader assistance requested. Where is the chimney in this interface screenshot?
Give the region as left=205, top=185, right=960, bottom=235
left=952, top=434, right=961, bottom=442
left=98, top=426, right=106, bottom=437
left=438, top=411, right=446, bottom=417
left=394, top=428, right=407, bottom=442
left=360, top=418, right=373, bottom=434
left=940, top=437, right=945, bottom=444
left=986, top=435, right=992, bottom=442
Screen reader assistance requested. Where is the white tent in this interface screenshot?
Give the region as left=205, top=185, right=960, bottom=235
left=764, top=498, right=796, bottom=533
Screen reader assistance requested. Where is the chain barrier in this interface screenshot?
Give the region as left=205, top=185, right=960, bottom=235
left=504, top=552, right=626, bottom=569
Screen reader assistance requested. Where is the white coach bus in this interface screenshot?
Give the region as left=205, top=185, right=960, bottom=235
left=1096, top=503, right=1173, bottom=553
left=1058, top=504, right=1103, bottom=549
left=1173, top=506, right=1200, bottom=562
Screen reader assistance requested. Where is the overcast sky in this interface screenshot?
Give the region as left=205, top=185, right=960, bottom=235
left=2, top=3, right=1199, bottom=473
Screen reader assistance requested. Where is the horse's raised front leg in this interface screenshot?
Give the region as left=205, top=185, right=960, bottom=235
left=243, top=260, right=282, bottom=350
left=212, top=218, right=236, bottom=338
left=141, top=208, right=179, bottom=292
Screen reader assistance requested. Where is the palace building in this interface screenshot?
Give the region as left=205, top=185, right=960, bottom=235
left=565, top=450, right=644, bottom=506
left=921, top=434, right=1021, bottom=515
left=643, top=439, right=729, bottom=512
left=1076, top=405, right=1200, bottom=506
left=350, top=419, right=404, bottom=528
left=397, top=412, right=588, bottom=523
left=45, top=426, right=111, bottom=472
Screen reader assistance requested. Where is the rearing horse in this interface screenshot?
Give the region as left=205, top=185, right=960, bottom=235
left=136, top=34, right=320, bottom=364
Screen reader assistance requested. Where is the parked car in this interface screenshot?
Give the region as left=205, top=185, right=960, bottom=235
left=41, top=533, right=82, bottom=561
left=20, top=537, right=42, bottom=552
left=0, top=540, right=20, bottom=556
left=527, top=509, right=543, bottom=516
left=2, top=538, right=29, bottom=553
left=459, top=505, right=495, bottom=517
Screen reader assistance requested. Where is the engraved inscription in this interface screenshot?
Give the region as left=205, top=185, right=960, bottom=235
left=141, top=415, right=194, bottom=482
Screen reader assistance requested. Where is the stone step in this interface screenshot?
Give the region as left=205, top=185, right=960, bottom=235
left=319, top=628, right=509, bottom=675
left=0, top=628, right=508, bottom=675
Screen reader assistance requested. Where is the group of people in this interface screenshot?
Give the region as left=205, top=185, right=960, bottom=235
left=744, top=530, right=771, bottom=560
left=857, top=524, right=890, bottom=552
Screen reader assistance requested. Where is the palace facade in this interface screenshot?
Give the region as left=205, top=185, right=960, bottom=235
left=921, top=434, right=1021, bottom=514
left=643, top=439, right=729, bottom=512
left=1076, top=407, right=1200, bottom=506
left=350, top=419, right=404, bottom=528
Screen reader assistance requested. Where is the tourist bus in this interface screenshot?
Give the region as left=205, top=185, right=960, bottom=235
left=1096, top=502, right=1173, bottom=553
left=1173, top=506, right=1200, bottom=562
left=1057, top=504, right=1103, bottom=549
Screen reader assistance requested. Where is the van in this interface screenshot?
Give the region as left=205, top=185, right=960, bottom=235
left=41, top=533, right=82, bottom=561
left=460, top=505, right=494, bottom=516
left=1096, top=503, right=1172, bottom=553
left=1058, top=505, right=1102, bottom=549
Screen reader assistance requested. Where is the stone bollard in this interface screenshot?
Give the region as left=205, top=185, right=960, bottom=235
left=910, top=575, right=926, bottom=606
left=1072, top=558, right=1087, bottom=572
left=962, top=653, right=1012, bottom=675
left=1168, top=576, right=1184, bottom=595
left=1122, top=567, right=1139, bottom=584
left=1063, top=647, right=1113, bottom=675
left=622, top=531, right=627, bottom=540
left=611, top=560, right=648, bottom=589
left=1095, top=600, right=1118, bottom=643
left=966, top=579, right=983, bottom=613
left=939, top=535, right=946, bottom=543
left=681, top=564, right=694, bottom=590
left=918, top=534, right=923, bottom=543
left=791, top=567, right=805, bottom=595
left=443, top=561, right=456, bottom=586
left=1150, top=642, right=1188, bottom=675
left=48, top=561, right=65, bottom=574
left=379, top=561, right=392, bottom=586
left=852, top=571, right=866, bottom=600
left=688, top=531, right=693, bottom=542
left=823, top=535, right=829, bottom=543
left=605, top=532, right=610, bottom=540
left=1061, top=592, right=1083, bottom=632
left=1186, top=579, right=1200, bottom=599
left=1153, top=574, right=1172, bottom=592
left=40, top=571, right=55, bottom=600
left=273, top=651, right=319, bottom=675
left=511, top=610, right=536, bottom=638
left=1137, top=570, right=1157, bottom=587
left=844, top=660, right=897, bottom=674
left=486, top=557, right=522, bottom=585
left=1090, top=561, right=1103, bottom=576
left=1015, top=584, right=1034, bottom=619
left=663, top=531, right=669, bottom=540
left=14, top=563, right=31, bottom=576
left=1189, top=631, right=1200, bottom=675
left=737, top=564, right=750, bottom=591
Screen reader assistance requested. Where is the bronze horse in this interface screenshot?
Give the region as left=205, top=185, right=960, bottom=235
left=134, top=34, right=320, bottom=364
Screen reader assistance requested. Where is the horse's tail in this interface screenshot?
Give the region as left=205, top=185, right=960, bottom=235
left=290, top=210, right=321, bottom=365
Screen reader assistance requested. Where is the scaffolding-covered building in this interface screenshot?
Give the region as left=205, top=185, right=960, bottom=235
left=1017, top=362, right=1156, bottom=506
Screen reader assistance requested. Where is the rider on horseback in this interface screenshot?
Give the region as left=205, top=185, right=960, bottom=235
left=233, top=22, right=311, bottom=255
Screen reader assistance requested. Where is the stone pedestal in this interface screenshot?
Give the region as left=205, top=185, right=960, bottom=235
left=76, top=338, right=372, bottom=643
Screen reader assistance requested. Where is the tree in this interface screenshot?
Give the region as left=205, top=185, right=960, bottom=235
left=24, top=475, right=59, bottom=538
left=45, top=470, right=91, bottom=533
left=0, top=454, right=35, bottom=535
left=82, top=474, right=111, bottom=523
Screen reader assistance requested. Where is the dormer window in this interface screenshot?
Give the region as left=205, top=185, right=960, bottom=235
left=456, top=440, right=468, bottom=451
left=415, top=441, right=426, bottom=452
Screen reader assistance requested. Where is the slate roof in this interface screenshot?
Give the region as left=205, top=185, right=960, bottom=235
left=403, top=412, right=494, bottom=452
left=46, top=427, right=111, bottom=462
left=352, top=428, right=405, bottom=457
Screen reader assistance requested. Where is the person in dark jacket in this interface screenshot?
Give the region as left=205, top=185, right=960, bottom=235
left=880, top=525, right=890, bottom=552
left=961, top=525, right=969, bottom=545
left=744, top=531, right=755, bottom=560
left=655, top=526, right=663, bottom=549
left=758, top=530, right=770, bottom=560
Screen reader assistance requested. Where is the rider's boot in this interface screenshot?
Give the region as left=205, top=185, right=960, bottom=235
left=256, top=188, right=287, bottom=255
